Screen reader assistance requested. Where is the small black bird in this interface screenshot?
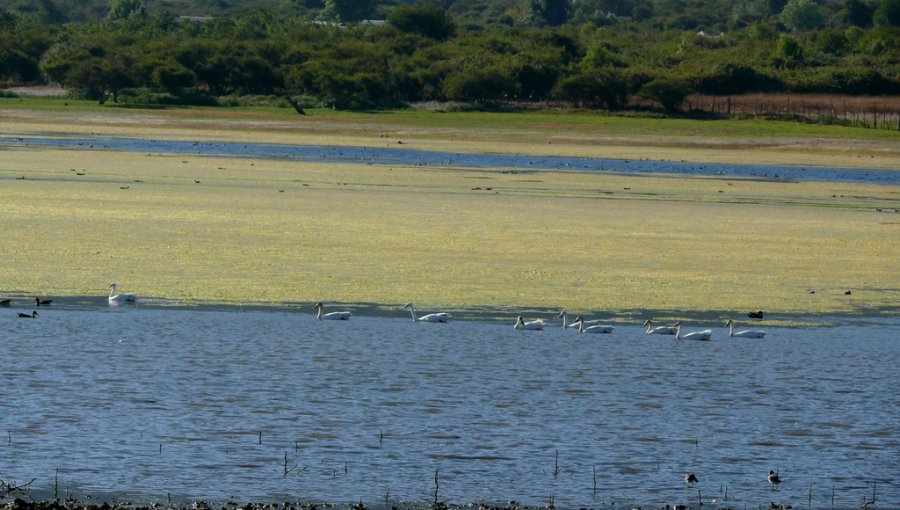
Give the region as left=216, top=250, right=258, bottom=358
left=685, top=472, right=699, bottom=484
left=747, top=310, right=764, bottom=319
left=35, top=297, right=52, bottom=306
left=768, top=470, right=781, bottom=486
left=0, top=299, right=10, bottom=307
left=18, top=311, right=38, bottom=318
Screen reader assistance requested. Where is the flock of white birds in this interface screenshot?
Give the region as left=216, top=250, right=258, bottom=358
left=314, top=302, right=767, bottom=340
left=13, top=285, right=767, bottom=339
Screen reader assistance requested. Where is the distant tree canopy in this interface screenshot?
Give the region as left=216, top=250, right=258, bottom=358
left=0, top=0, right=896, bottom=110
left=387, top=2, right=455, bottom=40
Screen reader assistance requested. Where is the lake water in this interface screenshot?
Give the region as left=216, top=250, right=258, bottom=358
left=1, top=305, right=897, bottom=510
left=3, top=136, right=899, bottom=184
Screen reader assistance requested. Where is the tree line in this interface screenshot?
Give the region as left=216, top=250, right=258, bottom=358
left=1, top=0, right=898, bottom=112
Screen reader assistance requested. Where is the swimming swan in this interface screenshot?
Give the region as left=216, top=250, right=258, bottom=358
left=514, top=316, right=544, bottom=330
left=314, top=302, right=351, bottom=320
left=574, top=316, right=614, bottom=334
left=642, top=319, right=677, bottom=335
left=108, top=283, right=136, bottom=304
left=557, top=310, right=603, bottom=329
left=18, top=311, right=38, bottom=318
left=674, top=322, right=712, bottom=341
left=403, top=303, right=451, bottom=322
left=724, top=319, right=766, bottom=338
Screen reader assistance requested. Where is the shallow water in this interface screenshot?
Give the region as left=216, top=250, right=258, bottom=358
left=3, top=136, right=899, bottom=184
left=1, top=306, right=897, bottom=509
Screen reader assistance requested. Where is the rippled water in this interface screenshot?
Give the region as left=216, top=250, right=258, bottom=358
left=2, top=306, right=898, bottom=509
left=3, top=136, right=899, bottom=184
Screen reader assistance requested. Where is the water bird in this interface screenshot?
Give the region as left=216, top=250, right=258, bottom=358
left=768, top=470, right=781, bottom=487
left=514, top=316, right=544, bottom=330
left=18, top=311, right=38, bottom=318
left=314, top=302, right=351, bottom=320
left=574, top=316, right=614, bottom=334
left=674, top=322, right=712, bottom=341
left=558, top=310, right=605, bottom=329
left=747, top=310, right=765, bottom=319
left=844, top=290, right=852, bottom=295
left=0, top=299, right=11, bottom=307
left=402, top=303, right=451, bottom=322
left=685, top=472, right=699, bottom=484
left=35, top=297, right=52, bottom=306
left=724, top=319, right=766, bottom=338
left=642, top=319, right=677, bottom=335
left=108, top=283, right=136, bottom=304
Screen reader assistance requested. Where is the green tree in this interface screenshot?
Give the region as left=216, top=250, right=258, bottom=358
left=323, top=0, right=376, bottom=22
left=781, top=0, right=825, bottom=31
left=443, top=65, right=517, bottom=101
left=838, top=0, right=874, bottom=27
left=775, top=34, right=804, bottom=68
left=107, top=0, right=144, bottom=20
left=816, top=29, right=849, bottom=55
left=527, top=0, right=571, bottom=26
left=638, top=77, right=690, bottom=113
left=387, top=2, right=454, bottom=40
left=551, top=70, right=626, bottom=109
left=874, top=0, right=900, bottom=26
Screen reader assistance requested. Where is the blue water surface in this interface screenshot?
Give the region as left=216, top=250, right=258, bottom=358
left=1, top=305, right=897, bottom=510
left=2, top=136, right=898, bottom=184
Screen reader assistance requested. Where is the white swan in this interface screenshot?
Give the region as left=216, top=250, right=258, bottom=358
left=724, top=319, right=766, bottom=338
left=642, top=319, right=677, bottom=335
left=514, top=316, right=544, bottom=330
left=674, top=322, right=712, bottom=341
left=574, top=316, right=614, bottom=334
left=403, top=303, right=451, bottom=322
left=314, top=302, right=351, bottom=320
left=557, top=310, right=603, bottom=329
left=108, top=282, right=136, bottom=304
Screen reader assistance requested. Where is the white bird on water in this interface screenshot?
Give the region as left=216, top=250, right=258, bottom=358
left=674, top=322, right=712, bottom=341
left=314, top=302, right=351, bottom=320
left=557, top=310, right=604, bottom=329
left=403, top=303, right=451, bottom=322
left=108, top=283, right=136, bottom=304
left=514, top=316, right=544, bottom=330
left=642, top=319, right=678, bottom=335
left=724, top=319, right=766, bottom=338
left=574, top=316, right=614, bottom=334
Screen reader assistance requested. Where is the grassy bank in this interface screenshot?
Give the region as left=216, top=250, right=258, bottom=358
left=1, top=105, right=898, bottom=316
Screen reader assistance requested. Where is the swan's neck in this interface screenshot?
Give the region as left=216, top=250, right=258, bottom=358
left=727, top=322, right=734, bottom=336
left=561, top=313, right=568, bottom=328
left=407, top=306, right=417, bottom=321
left=316, top=307, right=323, bottom=320
left=109, top=285, right=116, bottom=298
left=577, top=321, right=584, bottom=333
left=675, top=326, right=682, bottom=340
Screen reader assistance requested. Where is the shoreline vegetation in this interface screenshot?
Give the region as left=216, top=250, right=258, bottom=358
left=1, top=104, right=898, bottom=319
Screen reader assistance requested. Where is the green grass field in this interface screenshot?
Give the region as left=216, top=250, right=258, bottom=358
left=1, top=103, right=898, bottom=319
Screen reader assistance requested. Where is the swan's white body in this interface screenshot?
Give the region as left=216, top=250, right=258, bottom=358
left=675, top=323, right=712, bottom=341
left=514, top=316, right=544, bottom=330
left=724, top=319, right=766, bottom=338
left=575, top=317, right=614, bottom=334
left=558, top=310, right=603, bottom=329
left=108, top=283, right=136, bottom=304
left=314, top=302, right=351, bottom=320
left=642, top=319, right=677, bottom=335
left=403, top=303, right=451, bottom=322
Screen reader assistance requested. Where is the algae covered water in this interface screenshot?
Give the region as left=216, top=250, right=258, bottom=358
left=1, top=306, right=897, bottom=509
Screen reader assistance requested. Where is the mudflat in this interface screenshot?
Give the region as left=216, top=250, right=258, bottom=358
left=1, top=105, right=898, bottom=317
